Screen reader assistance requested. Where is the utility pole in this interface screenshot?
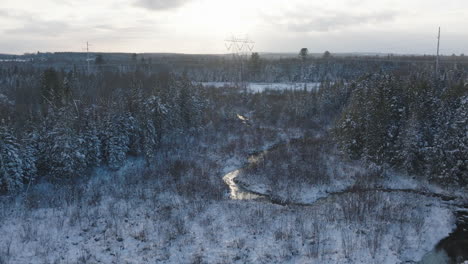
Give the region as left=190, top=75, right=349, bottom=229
left=84, top=41, right=92, bottom=74
left=436, top=27, right=441, bottom=76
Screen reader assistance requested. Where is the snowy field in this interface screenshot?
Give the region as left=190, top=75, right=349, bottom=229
left=0, top=126, right=461, bottom=264
left=0, top=163, right=455, bottom=263
left=200, top=82, right=322, bottom=92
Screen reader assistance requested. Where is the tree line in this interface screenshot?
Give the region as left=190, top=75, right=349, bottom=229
left=1, top=61, right=466, bottom=193
left=335, top=72, right=467, bottom=185
left=0, top=68, right=206, bottom=193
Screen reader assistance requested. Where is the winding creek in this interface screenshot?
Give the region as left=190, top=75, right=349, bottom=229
left=223, top=140, right=468, bottom=263
left=419, top=209, right=468, bottom=264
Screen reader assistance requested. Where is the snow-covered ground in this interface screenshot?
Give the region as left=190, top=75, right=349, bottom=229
left=0, top=159, right=455, bottom=263
left=232, top=154, right=363, bottom=205
left=200, top=82, right=321, bottom=92
left=231, top=137, right=466, bottom=207
left=0, top=127, right=461, bottom=263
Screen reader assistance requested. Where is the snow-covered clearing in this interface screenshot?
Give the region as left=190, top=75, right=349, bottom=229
left=0, top=126, right=462, bottom=263
left=200, top=82, right=321, bottom=92
left=0, top=161, right=455, bottom=263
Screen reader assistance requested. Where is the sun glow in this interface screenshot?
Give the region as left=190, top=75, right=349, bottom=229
left=0, top=0, right=467, bottom=54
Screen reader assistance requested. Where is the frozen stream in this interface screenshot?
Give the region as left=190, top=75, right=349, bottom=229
left=222, top=141, right=468, bottom=263
left=200, top=82, right=322, bottom=92
left=419, top=210, right=468, bottom=264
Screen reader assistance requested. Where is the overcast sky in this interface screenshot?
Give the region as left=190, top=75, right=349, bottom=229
left=0, top=0, right=467, bottom=55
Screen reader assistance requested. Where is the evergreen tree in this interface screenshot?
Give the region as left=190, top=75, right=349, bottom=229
left=178, top=78, right=192, bottom=129
left=20, top=131, right=38, bottom=189
left=38, top=109, right=85, bottom=180
left=81, top=112, right=102, bottom=168
left=249, top=52, right=262, bottom=81
left=101, top=113, right=131, bottom=170
left=398, top=113, right=424, bottom=175
left=40, top=68, right=64, bottom=112
left=0, top=126, right=24, bottom=193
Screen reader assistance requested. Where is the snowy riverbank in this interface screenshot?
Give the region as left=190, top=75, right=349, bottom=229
left=200, top=82, right=322, bottom=92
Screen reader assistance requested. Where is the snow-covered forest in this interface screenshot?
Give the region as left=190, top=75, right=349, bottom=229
left=0, top=53, right=467, bottom=263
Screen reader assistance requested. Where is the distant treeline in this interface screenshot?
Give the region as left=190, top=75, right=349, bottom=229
left=2, top=52, right=468, bottom=82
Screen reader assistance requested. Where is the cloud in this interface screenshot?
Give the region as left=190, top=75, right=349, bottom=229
left=5, top=19, right=71, bottom=37
left=0, top=9, right=70, bottom=37
left=0, top=8, right=77, bottom=37
left=134, top=0, right=192, bottom=11
left=265, top=10, right=397, bottom=33
left=0, top=9, right=8, bottom=17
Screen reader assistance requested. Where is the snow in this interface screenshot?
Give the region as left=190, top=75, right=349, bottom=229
left=0, top=128, right=461, bottom=263
left=200, top=82, right=322, bottom=92
left=232, top=154, right=363, bottom=204
left=0, top=163, right=457, bottom=264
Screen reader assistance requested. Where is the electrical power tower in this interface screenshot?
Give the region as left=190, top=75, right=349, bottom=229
left=225, top=36, right=255, bottom=86
left=225, top=36, right=255, bottom=55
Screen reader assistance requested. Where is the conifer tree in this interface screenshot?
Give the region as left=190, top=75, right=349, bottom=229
left=0, top=126, right=24, bottom=193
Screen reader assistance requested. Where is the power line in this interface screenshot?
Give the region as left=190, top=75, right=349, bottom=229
left=225, top=36, right=255, bottom=55
left=224, top=35, right=255, bottom=85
